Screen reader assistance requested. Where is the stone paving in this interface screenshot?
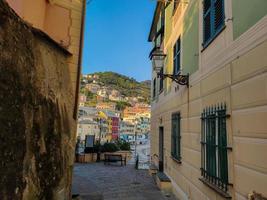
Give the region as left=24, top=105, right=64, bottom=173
left=72, top=163, right=177, bottom=200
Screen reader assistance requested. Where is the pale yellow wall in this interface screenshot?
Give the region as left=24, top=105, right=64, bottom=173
left=151, top=41, right=267, bottom=200
left=151, top=1, right=267, bottom=199
left=6, top=0, right=46, bottom=29
left=44, top=4, right=71, bottom=46
left=6, top=0, right=71, bottom=46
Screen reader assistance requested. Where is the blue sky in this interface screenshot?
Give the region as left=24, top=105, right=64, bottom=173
left=82, top=0, right=156, bottom=81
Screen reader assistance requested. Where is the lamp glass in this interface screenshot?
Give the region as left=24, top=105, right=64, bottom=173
left=152, top=54, right=165, bottom=73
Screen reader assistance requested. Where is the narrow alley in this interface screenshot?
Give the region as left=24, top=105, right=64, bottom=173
left=1, top=0, right=267, bottom=200
left=72, top=163, right=177, bottom=200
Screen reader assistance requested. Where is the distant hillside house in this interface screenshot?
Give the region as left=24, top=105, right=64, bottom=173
left=135, top=116, right=150, bottom=135
left=97, top=87, right=109, bottom=98
left=78, top=107, right=98, bottom=120
left=85, top=83, right=100, bottom=94
left=119, top=121, right=135, bottom=141
left=96, top=102, right=116, bottom=111
left=123, top=104, right=150, bottom=118
left=79, top=94, right=87, bottom=107
left=109, top=95, right=123, bottom=102
left=99, top=110, right=120, bottom=142
left=77, top=119, right=100, bottom=144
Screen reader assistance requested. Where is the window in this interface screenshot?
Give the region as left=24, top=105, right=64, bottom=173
left=171, top=113, right=181, bottom=161
left=153, top=78, right=156, bottom=99
left=203, top=0, right=225, bottom=47
left=159, top=68, right=164, bottom=93
left=154, top=9, right=165, bottom=49
left=200, top=104, right=230, bottom=195
left=173, top=37, right=181, bottom=75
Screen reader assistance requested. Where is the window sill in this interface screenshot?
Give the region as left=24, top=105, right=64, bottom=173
left=201, top=25, right=226, bottom=52
left=199, top=178, right=231, bottom=199
left=171, top=156, right=182, bottom=164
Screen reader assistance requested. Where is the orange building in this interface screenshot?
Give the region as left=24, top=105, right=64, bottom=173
left=96, top=102, right=116, bottom=111
left=123, top=104, right=151, bottom=118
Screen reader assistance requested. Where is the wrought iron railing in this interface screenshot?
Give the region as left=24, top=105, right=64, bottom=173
left=200, top=104, right=230, bottom=193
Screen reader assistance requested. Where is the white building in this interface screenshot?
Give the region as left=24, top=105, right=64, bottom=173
left=135, top=116, right=150, bottom=135
left=97, top=87, right=109, bottom=98
left=77, top=119, right=100, bottom=141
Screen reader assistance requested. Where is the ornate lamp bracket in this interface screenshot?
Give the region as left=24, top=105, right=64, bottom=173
left=157, top=71, right=189, bottom=87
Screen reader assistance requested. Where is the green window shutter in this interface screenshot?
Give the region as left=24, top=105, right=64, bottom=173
left=171, top=113, right=181, bottom=160
left=173, top=37, right=181, bottom=75
left=203, top=0, right=225, bottom=47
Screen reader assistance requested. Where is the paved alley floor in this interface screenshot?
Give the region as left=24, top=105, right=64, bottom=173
left=72, top=163, right=177, bottom=200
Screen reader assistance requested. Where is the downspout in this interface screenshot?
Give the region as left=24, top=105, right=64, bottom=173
left=70, top=2, right=86, bottom=199
left=73, top=0, right=86, bottom=120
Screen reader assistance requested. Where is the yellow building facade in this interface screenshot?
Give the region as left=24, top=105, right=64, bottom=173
left=149, top=1, right=267, bottom=200
left=7, top=0, right=85, bottom=117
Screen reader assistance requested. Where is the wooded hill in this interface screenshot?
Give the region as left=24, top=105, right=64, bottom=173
left=83, top=71, right=151, bottom=104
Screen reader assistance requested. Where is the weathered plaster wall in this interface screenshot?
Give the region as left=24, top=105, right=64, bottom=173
left=0, top=2, right=76, bottom=199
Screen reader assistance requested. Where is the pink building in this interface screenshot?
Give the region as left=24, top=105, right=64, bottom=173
left=111, top=117, right=119, bottom=140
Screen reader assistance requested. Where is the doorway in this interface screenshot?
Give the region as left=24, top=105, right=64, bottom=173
left=159, top=127, right=164, bottom=172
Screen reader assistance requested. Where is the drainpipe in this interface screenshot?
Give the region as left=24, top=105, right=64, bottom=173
left=73, top=0, right=86, bottom=120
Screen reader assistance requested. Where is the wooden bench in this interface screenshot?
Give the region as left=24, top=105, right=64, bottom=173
left=104, top=154, right=126, bottom=166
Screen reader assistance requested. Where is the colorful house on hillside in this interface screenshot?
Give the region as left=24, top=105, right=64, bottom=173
left=119, top=121, right=135, bottom=142
left=79, top=94, right=87, bottom=107
left=77, top=119, right=100, bottom=142
left=98, top=110, right=120, bottom=142
left=111, top=116, right=119, bottom=140
left=96, top=102, right=116, bottom=111
left=149, top=1, right=267, bottom=200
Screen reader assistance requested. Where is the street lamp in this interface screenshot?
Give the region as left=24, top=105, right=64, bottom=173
left=96, top=118, right=102, bottom=162
left=150, top=48, right=189, bottom=87
left=151, top=49, right=166, bottom=72
left=134, top=119, right=139, bottom=169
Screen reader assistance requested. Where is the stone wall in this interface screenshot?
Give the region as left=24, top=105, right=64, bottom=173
left=0, top=1, right=77, bottom=199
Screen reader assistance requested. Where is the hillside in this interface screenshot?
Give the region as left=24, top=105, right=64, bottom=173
left=82, top=71, right=151, bottom=104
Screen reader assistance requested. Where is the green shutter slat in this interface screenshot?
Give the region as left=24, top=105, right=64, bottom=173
left=203, top=0, right=211, bottom=14
left=214, top=0, right=224, bottom=31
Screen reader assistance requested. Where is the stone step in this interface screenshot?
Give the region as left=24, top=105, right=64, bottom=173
left=155, top=172, right=172, bottom=193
